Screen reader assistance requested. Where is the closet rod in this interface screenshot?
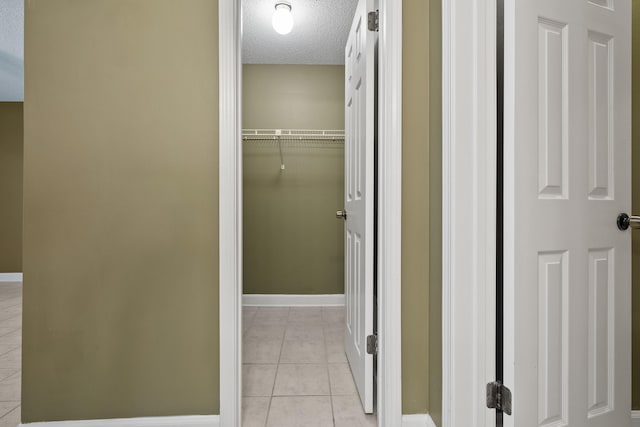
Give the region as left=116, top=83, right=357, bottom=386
left=242, top=129, right=344, bottom=171
left=242, top=129, right=344, bottom=141
left=242, top=137, right=344, bottom=141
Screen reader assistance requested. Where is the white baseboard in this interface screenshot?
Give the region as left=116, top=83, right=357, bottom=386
left=0, top=273, right=22, bottom=282
left=17, top=414, right=433, bottom=427
left=402, top=414, right=437, bottom=427
left=20, top=415, right=219, bottom=427
left=632, top=410, right=640, bottom=427
left=242, top=294, right=344, bottom=307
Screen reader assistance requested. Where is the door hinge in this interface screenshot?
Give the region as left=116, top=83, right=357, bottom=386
left=367, top=10, right=379, bottom=32
left=366, top=334, right=378, bottom=355
left=486, top=381, right=512, bottom=415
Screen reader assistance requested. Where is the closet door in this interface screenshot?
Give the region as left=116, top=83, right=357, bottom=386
left=343, top=0, right=377, bottom=414
left=503, top=0, right=631, bottom=425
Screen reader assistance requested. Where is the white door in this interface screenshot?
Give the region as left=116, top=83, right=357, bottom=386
left=343, top=0, right=376, bottom=414
left=504, top=0, right=631, bottom=426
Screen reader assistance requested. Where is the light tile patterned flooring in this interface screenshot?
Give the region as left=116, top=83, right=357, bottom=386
left=0, top=287, right=373, bottom=427
left=242, top=306, right=376, bottom=427
left=0, top=283, right=22, bottom=427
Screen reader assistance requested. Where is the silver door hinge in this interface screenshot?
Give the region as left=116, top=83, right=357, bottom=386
left=366, top=334, right=378, bottom=355
left=486, top=381, right=512, bottom=415
left=368, top=10, right=379, bottom=32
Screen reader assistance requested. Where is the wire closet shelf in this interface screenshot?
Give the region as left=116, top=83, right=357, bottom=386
left=242, top=129, right=345, bottom=141
left=242, top=129, right=345, bottom=171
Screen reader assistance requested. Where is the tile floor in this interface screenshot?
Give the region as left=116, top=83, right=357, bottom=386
left=0, top=282, right=22, bottom=427
left=242, top=306, right=376, bottom=427
left=0, top=286, right=374, bottom=427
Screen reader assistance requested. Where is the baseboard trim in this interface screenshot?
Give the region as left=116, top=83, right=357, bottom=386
left=632, top=410, right=640, bottom=427
left=17, top=414, right=431, bottom=427
left=402, top=413, right=436, bottom=427
left=242, top=294, right=345, bottom=307
left=20, top=415, right=219, bottom=427
left=0, top=273, right=22, bottom=282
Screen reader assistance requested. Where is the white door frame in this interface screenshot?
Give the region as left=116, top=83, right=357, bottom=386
left=442, top=0, right=497, bottom=426
left=218, top=1, right=403, bottom=426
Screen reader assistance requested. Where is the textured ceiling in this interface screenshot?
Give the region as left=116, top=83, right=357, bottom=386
left=242, top=0, right=358, bottom=65
left=0, top=0, right=23, bottom=101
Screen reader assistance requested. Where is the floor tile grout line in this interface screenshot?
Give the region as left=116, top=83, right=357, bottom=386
left=0, top=401, right=20, bottom=421
left=0, top=305, right=22, bottom=314
left=1, top=313, right=21, bottom=321
left=0, top=345, right=20, bottom=358
left=323, top=317, right=337, bottom=426
left=263, top=306, right=288, bottom=427
left=0, top=328, right=20, bottom=340
left=244, top=305, right=269, bottom=427
left=270, top=393, right=333, bottom=397
left=242, top=309, right=273, bottom=427
left=276, top=364, right=330, bottom=367
left=263, top=395, right=271, bottom=427
left=0, top=287, right=22, bottom=426
left=0, top=369, right=19, bottom=383
left=242, top=362, right=279, bottom=366
left=243, top=306, right=352, bottom=426
left=0, top=319, right=21, bottom=327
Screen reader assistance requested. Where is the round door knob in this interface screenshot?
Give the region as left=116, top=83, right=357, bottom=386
left=617, top=213, right=640, bottom=230
left=336, top=210, right=347, bottom=220
left=617, top=213, right=630, bottom=230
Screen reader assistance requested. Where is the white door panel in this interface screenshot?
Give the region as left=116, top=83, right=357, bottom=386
left=504, top=0, right=631, bottom=426
left=344, top=0, right=376, bottom=414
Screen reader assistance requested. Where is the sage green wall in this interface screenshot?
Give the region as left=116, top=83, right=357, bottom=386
left=0, top=102, right=23, bottom=273
left=22, top=1, right=441, bottom=422
left=402, top=0, right=432, bottom=416
left=633, top=0, right=640, bottom=410
left=242, top=65, right=345, bottom=295
left=401, top=0, right=442, bottom=420
left=243, top=65, right=345, bottom=129
left=23, top=0, right=219, bottom=422
left=428, top=0, right=443, bottom=423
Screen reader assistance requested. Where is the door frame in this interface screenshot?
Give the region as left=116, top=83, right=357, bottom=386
left=218, top=1, right=403, bottom=426
left=442, top=0, right=497, bottom=426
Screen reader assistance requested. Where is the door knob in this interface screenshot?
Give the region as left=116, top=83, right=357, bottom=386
left=336, top=210, right=347, bottom=220
left=617, top=213, right=640, bottom=230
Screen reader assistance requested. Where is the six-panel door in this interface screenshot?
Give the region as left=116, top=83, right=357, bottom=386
left=504, top=0, right=631, bottom=426
left=343, top=0, right=377, bottom=414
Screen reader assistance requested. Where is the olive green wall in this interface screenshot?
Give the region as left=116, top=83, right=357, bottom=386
left=401, top=0, right=442, bottom=420
left=633, top=0, right=640, bottom=411
left=0, top=102, right=23, bottom=273
left=428, top=0, right=443, bottom=424
left=402, top=0, right=432, bottom=416
left=242, top=65, right=345, bottom=295
left=22, top=0, right=442, bottom=422
left=243, top=65, right=345, bottom=129
left=23, top=0, right=219, bottom=422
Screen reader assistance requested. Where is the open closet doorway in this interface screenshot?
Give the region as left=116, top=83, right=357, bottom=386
left=219, top=0, right=403, bottom=425
left=239, top=0, right=378, bottom=425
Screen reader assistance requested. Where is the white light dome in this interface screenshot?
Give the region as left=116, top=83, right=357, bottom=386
left=272, top=3, right=293, bottom=35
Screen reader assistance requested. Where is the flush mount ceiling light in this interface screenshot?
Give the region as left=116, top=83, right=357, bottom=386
left=272, top=2, right=294, bottom=35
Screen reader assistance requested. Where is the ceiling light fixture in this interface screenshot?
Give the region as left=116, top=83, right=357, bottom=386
left=272, top=2, right=294, bottom=35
